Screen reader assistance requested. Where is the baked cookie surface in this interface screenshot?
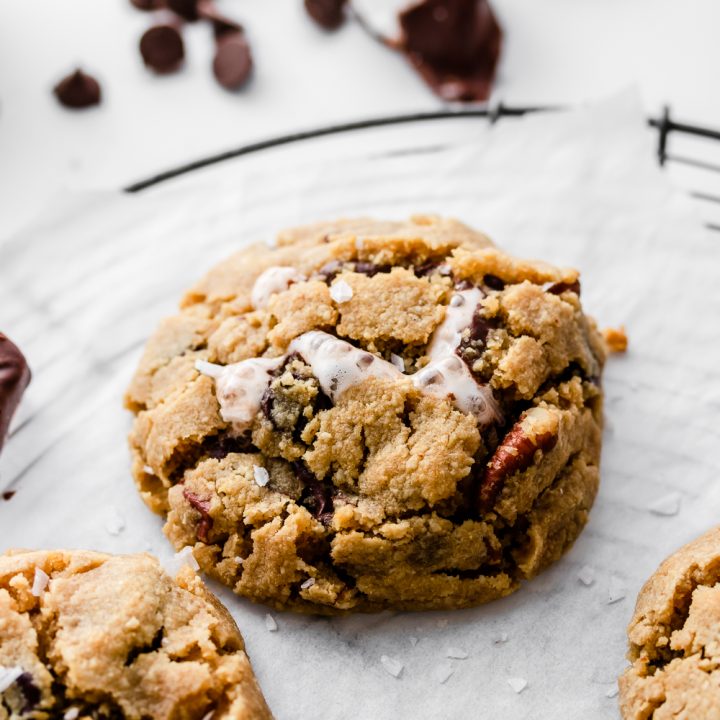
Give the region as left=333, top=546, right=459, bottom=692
left=0, top=550, right=271, bottom=719
left=620, top=527, right=720, bottom=719
left=126, top=215, right=605, bottom=613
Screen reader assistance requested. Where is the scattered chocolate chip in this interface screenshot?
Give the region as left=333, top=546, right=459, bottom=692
left=182, top=489, right=213, bottom=542
left=304, top=0, right=347, bottom=30
left=130, top=0, right=165, bottom=10
left=547, top=280, right=581, bottom=296
left=398, top=0, right=502, bottom=102
left=53, top=69, right=101, bottom=109
left=479, top=418, right=557, bottom=507
left=353, top=261, right=392, bottom=277
left=167, top=0, right=198, bottom=21
left=483, top=273, right=505, bottom=291
left=16, top=673, right=41, bottom=714
left=140, top=24, right=185, bottom=73
left=197, top=0, right=243, bottom=37
left=212, top=33, right=252, bottom=90
left=294, top=462, right=333, bottom=525
left=0, top=333, right=31, bottom=455
left=2, top=491, right=15, bottom=501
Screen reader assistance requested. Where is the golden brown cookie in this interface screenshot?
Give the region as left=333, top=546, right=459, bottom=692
left=125, top=215, right=605, bottom=613
left=619, top=526, right=720, bottom=719
left=0, top=549, right=271, bottom=719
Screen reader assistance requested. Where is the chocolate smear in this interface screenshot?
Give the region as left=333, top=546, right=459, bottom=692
left=398, top=0, right=502, bottom=102
left=140, top=24, right=185, bottom=73
left=0, top=333, right=31, bottom=454
left=53, top=69, right=101, bottom=109
left=212, top=33, right=252, bottom=90
left=304, top=0, right=347, bottom=30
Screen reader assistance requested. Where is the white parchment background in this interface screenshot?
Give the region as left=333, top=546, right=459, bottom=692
left=1, top=92, right=719, bottom=719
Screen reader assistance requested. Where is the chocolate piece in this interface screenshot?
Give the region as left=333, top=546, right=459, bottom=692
left=130, top=0, right=165, bottom=10
left=547, top=279, right=581, bottom=296
left=353, top=261, right=392, bottom=277
left=197, top=0, right=243, bottom=37
left=0, top=334, right=30, bottom=454
left=139, top=25, right=185, bottom=73
left=167, top=0, right=198, bottom=21
left=2, top=491, right=15, bottom=501
left=398, top=0, right=502, bottom=102
left=53, top=70, right=101, bottom=109
left=479, top=419, right=557, bottom=507
left=212, top=33, right=252, bottom=90
left=483, top=273, right=505, bottom=290
left=183, top=489, right=213, bottom=543
left=304, top=0, right=347, bottom=30
left=294, top=462, right=333, bottom=525
left=16, top=673, right=41, bottom=714
left=203, top=433, right=252, bottom=459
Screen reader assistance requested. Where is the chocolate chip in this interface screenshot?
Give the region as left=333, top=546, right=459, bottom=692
left=294, top=462, right=333, bottom=525
left=167, top=0, right=198, bottom=21
left=197, top=0, right=243, bottom=37
left=547, top=280, right=581, bottom=297
left=0, top=333, right=31, bottom=454
left=130, top=0, right=165, bottom=10
left=483, top=274, right=505, bottom=291
left=140, top=24, right=185, bottom=73
left=304, top=0, right=347, bottom=30
left=202, top=433, right=252, bottom=459
left=2, top=491, right=15, bottom=501
left=468, top=311, right=495, bottom=344
left=212, top=33, right=252, bottom=90
left=53, top=69, right=101, bottom=109
left=398, top=0, right=502, bottom=102
left=353, top=261, right=391, bottom=277
left=182, top=489, right=213, bottom=542
left=16, top=673, right=41, bottom=714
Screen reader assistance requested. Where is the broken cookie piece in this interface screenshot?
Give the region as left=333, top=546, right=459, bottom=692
left=0, top=549, right=272, bottom=719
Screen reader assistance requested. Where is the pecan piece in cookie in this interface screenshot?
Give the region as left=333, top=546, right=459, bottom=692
left=479, top=407, right=558, bottom=507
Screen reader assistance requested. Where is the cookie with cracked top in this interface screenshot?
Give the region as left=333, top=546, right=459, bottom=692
left=619, top=526, right=720, bottom=719
left=125, top=215, right=606, bottom=613
left=0, top=549, right=271, bottom=719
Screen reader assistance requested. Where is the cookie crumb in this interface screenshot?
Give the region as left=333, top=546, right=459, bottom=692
left=648, top=492, right=681, bottom=517
left=446, top=647, right=468, bottom=659
left=300, top=577, right=315, bottom=589
left=434, top=662, right=454, bottom=684
left=380, top=655, right=404, bottom=678
left=330, top=279, right=353, bottom=303
left=0, top=666, right=23, bottom=693
left=507, top=677, right=528, bottom=693
left=493, top=632, right=509, bottom=644
left=577, top=565, right=595, bottom=586
left=31, top=567, right=49, bottom=596
left=265, top=613, right=278, bottom=632
left=608, top=575, right=626, bottom=604
left=104, top=507, right=126, bottom=536
left=253, top=465, right=270, bottom=487
left=602, top=326, right=628, bottom=353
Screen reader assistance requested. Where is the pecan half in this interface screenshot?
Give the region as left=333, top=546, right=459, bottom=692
left=183, top=489, right=213, bottom=543
left=479, top=415, right=558, bottom=507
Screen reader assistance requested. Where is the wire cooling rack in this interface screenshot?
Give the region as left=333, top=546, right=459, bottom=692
left=126, top=104, right=720, bottom=232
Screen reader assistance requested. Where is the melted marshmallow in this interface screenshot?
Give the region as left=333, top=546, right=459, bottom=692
left=196, top=357, right=283, bottom=430
left=198, top=287, right=501, bottom=429
left=251, top=266, right=306, bottom=309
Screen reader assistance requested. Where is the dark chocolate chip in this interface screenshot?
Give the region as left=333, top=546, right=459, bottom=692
left=413, top=260, right=440, bottom=277
left=2, top=491, right=15, bottom=501
left=182, top=489, right=213, bottom=542
left=130, top=0, right=166, bottom=10
left=483, top=273, right=505, bottom=291
left=167, top=0, right=198, bottom=21
left=0, top=333, right=31, bottom=454
left=202, top=433, right=252, bottom=459
left=16, top=673, right=41, bottom=714
left=53, top=70, right=101, bottom=109
left=353, top=261, right=392, bottom=277
left=212, top=33, right=252, bottom=90
left=139, top=24, right=185, bottom=73
left=304, top=0, right=347, bottom=30
left=197, top=0, right=243, bottom=37
left=294, top=462, right=333, bottom=525
left=398, top=0, right=502, bottom=102
left=547, top=280, right=581, bottom=297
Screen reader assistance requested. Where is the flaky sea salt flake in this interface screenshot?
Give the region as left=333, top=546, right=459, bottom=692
left=170, top=546, right=200, bottom=575
left=608, top=575, right=626, bottom=604
left=390, top=353, right=405, bottom=371
left=408, top=635, right=419, bottom=647
left=0, top=666, right=23, bottom=692
left=649, top=492, right=681, bottom=517
left=104, top=507, right=125, bottom=536
left=446, top=647, right=468, bottom=659
left=253, top=465, right=270, bottom=487
left=265, top=613, right=278, bottom=632
left=64, top=709, right=81, bottom=720
left=330, top=279, right=353, bottom=303
left=578, top=565, right=595, bottom=586
left=380, top=655, right=403, bottom=678
left=493, top=632, right=509, bottom=644
left=606, top=686, right=619, bottom=698
left=507, top=677, right=528, bottom=693
left=31, top=568, right=49, bottom=596
left=434, top=662, right=454, bottom=684
left=300, top=578, right=315, bottom=589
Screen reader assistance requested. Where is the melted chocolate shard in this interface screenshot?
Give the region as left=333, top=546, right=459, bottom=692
left=483, top=273, right=505, bottom=291
left=294, top=462, right=333, bottom=525
left=547, top=279, right=581, bottom=297
left=16, top=673, right=41, bottom=714
left=53, top=69, right=101, bottom=109
left=398, top=0, right=502, bottom=102
left=183, top=489, right=213, bottom=542
left=0, top=333, right=31, bottom=454
left=304, top=0, right=347, bottom=30
left=202, top=433, right=252, bottom=459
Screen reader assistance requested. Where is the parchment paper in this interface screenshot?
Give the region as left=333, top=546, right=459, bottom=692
left=1, top=92, right=718, bottom=719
